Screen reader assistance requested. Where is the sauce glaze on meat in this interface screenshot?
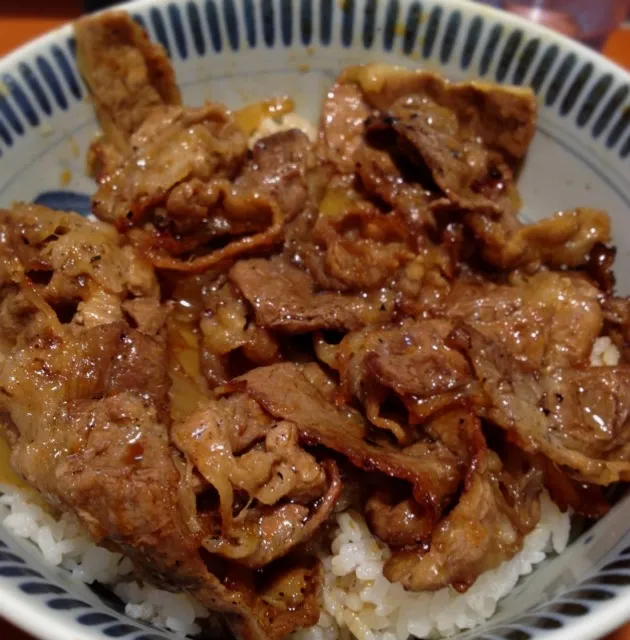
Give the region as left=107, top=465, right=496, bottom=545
left=0, top=11, right=627, bottom=640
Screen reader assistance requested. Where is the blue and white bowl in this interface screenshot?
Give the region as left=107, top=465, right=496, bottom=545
left=0, top=1, right=629, bottom=640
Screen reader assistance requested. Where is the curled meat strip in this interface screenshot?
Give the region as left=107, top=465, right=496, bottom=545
left=229, top=257, right=393, bottom=333
left=384, top=445, right=543, bottom=592
left=339, top=64, right=536, bottom=160
left=337, top=319, right=480, bottom=440
left=225, top=363, right=461, bottom=524
left=92, top=104, right=248, bottom=229
left=173, top=401, right=340, bottom=568
left=449, top=323, right=630, bottom=485
left=75, top=11, right=181, bottom=153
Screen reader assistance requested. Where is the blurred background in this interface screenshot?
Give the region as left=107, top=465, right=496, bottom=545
left=0, top=1, right=629, bottom=64
left=0, top=0, right=628, bottom=67
left=478, top=0, right=630, bottom=49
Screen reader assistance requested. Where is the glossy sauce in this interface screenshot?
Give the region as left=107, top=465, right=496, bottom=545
left=0, top=434, right=25, bottom=488
left=0, top=433, right=51, bottom=510
left=234, top=96, right=296, bottom=136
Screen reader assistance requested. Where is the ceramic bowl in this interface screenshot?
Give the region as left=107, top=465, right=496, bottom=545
left=0, top=1, right=629, bottom=640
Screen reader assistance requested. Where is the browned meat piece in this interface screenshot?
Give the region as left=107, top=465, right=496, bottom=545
left=229, top=257, right=393, bottom=333
left=443, top=271, right=603, bottom=369
left=384, top=446, right=542, bottom=592
left=365, top=489, right=434, bottom=549
left=75, top=12, right=181, bottom=153
left=340, top=65, right=536, bottom=161
left=337, top=320, right=480, bottom=440
left=534, top=455, right=610, bottom=519
left=585, top=243, right=616, bottom=293
left=315, top=82, right=373, bottom=174
left=198, top=462, right=340, bottom=568
left=311, top=201, right=415, bottom=289
left=236, top=129, right=315, bottom=220
left=0, top=204, right=163, bottom=336
left=365, top=409, right=484, bottom=549
left=229, top=363, right=461, bottom=517
left=423, top=409, right=484, bottom=463
left=92, top=104, right=247, bottom=230
left=2, top=320, right=325, bottom=640
left=366, top=96, right=518, bottom=215
left=87, top=94, right=287, bottom=272
left=466, top=207, right=611, bottom=270
left=195, top=278, right=281, bottom=386
left=353, top=139, right=449, bottom=234
left=167, top=272, right=281, bottom=396
left=4, top=323, right=169, bottom=492
left=285, top=174, right=419, bottom=293
left=144, top=187, right=284, bottom=274
left=517, top=208, right=611, bottom=268
left=174, top=402, right=340, bottom=568
left=393, top=239, right=460, bottom=317
left=449, top=323, right=630, bottom=485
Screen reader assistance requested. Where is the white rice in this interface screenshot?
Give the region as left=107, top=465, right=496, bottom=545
left=294, top=494, right=570, bottom=640
left=249, top=113, right=317, bottom=147
left=590, top=336, right=621, bottom=366
left=0, top=481, right=572, bottom=640
left=0, top=485, right=207, bottom=636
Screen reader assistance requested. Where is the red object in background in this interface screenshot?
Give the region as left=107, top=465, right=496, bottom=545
left=503, top=0, right=630, bottom=48
left=505, top=5, right=582, bottom=38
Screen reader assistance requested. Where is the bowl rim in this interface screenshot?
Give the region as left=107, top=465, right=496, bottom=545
left=3, top=0, right=630, bottom=83
left=0, top=1, right=629, bottom=640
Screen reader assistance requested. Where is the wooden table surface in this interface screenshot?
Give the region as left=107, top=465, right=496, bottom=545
left=0, top=2, right=629, bottom=640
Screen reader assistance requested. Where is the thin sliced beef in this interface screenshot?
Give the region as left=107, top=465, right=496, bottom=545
left=340, top=64, right=536, bottom=161
left=75, top=12, right=181, bottom=153
left=3, top=323, right=169, bottom=490
left=384, top=447, right=542, bottom=592
left=229, top=257, right=393, bottom=333
left=366, top=410, right=484, bottom=549
left=195, top=278, right=281, bottom=387
left=90, top=102, right=281, bottom=274
left=316, top=82, right=373, bottom=175
left=353, top=139, right=448, bottom=234
left=172, top=402, right=338, bottom=568
left=534, top=455, right=610, bottom=519
left=424, top=409, right=484, bottom=463
left=443, top=271, right=603, bottom=369
left=287, top=175, right=418, bottom=293
left=366, top=96, right=519, bottom=215
left=337, top=320, right=480, bottom=439
left=310, top=202, right=415, bottom=290
left=449, top=323, right=630, bottom=485
left=365, top=489, right=434, bottom=549
left=236, top=129, right=315, bottom=221
left=466, top=207, right=611, bottom=270
left=0, top=204, right=163, bottom=336
left=228, top=363, right=461, bottom=516
left=92, top=104, right=248, bottom=230
left=1, top=319, right=325, bottom=640
left=143, top=187, right=284, bottom=274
